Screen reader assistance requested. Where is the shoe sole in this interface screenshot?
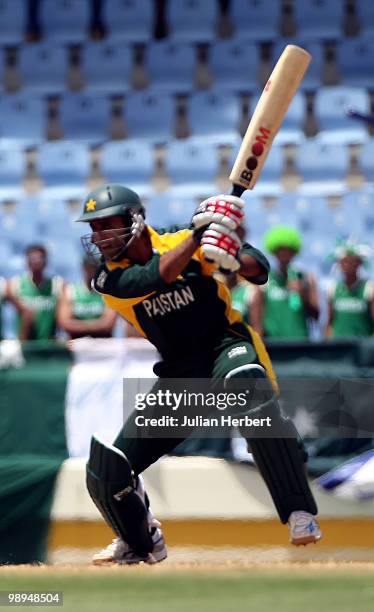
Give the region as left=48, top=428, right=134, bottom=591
left=93, top=547, right=168, bottom=566
left=291, top=535, right=321, bottom=546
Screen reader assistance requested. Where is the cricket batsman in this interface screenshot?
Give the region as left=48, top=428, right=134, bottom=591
left=77, top=184, right=321, bottom=565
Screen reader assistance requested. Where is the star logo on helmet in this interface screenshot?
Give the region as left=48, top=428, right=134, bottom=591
left=86, top=198, right=97, bottom=212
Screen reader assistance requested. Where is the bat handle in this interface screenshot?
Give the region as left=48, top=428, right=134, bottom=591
left=230, top=184, right=246, bottom=198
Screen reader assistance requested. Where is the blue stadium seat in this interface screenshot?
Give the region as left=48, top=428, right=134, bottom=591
left=230, top=142, right=283, bottom=195
left=146, top=42, right=196, bottom=94
left=145, top=194, right=196, bottom=228
left=39, top=0, right=90, bottom=44
left=230, top=0, right=281, bottom=41
left=356, top=1, right=374, bottom=37
left=124, top=91, right=175, bottom=143
left=336, top=37, right=374, bottom=89
left=272, top=40, right=324, bottom=91
left=315, top=86, right=370, bottom=144
left=81, top=42, right=133, bottom=95
left=295, top=140, right=349, bottom=196
left=188, top=90, right=241, bottom=144
left=165, top=140, right=218, bottom=198
left=240, top=193, right=278, bottom=241
left=167, top=0, right=217, bottom=42
left=59, top=94, right=111, bottom=144
left=47, top=238, right=81, bottom=281
left=0, top=146, right=25, bottom=199
left=19, top=43, right=68, bottom=95
left=250, top=90, right=306, bottom=145
left=101, top=140, right=154, bottom=197
left=209, top=41, right=259, bottom=93
left=0, top=0, right=25, bottom=45
left=272, top=193, right=304, bottom=229
left=294, top=0, right=344, bottom=40
left=0, top=94, right=46, bottom=146
left=358, top=139, right=374, bottom=184
left=36, top=142, right=90, bottom=199
left=103, top=0, right=153, bottom=42
left=340, top=188, right=374, bottom=240
left=0, top=208, right=36, bottom=253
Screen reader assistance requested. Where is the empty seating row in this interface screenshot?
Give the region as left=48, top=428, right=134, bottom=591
left=1, top=138, right=374, bottom=200
left=1, top=0, right=373, bottom=45
left=0, top=86, right=370, bottom=146
left=1, top=37, right=374, bottom=95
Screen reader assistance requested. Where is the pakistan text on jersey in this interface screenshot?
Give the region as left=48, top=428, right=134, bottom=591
left=142, top=286, right=195, bottom=318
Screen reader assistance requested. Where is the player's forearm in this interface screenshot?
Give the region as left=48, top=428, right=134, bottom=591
left=159, top=234, right=200, bottom=284
left=238, top=252, right=268, bottom=284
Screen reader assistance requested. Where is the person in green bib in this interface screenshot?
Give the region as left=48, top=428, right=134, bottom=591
left=325, top=240, right=374, bottom=338
left=8, top=244, right=64, bottom=340
left=57, top=257, right=117, bottom=339
left=251, top=226, right=319, bottom=339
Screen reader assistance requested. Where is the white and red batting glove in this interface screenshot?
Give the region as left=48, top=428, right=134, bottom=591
left=192, top=195, right=245, bottom=232
left=201, top=223, right=242, bottom=273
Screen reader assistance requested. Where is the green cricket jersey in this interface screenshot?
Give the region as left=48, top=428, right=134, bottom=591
left=231, top=280, right=254, bottom=325
left=68, top=282, right=105, bottom=320
left=329, top=279, right=374, bottom=338
left=10, top=274, right=63, bottom=340
left=0, top=277, right=5, bottom=340
left=94, top=225, right=270, bottom=361
left=262, top=268, right=309, bottom=339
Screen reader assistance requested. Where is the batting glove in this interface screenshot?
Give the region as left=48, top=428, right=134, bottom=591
left=201, top=223, right=242, bottom=273
left=192, top=195, right=245, bottom=232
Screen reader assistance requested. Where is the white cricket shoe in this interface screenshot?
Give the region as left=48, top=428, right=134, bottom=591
left=92, top=527, right=167, bottom=565
left=288, top=511, right=322, bottom=546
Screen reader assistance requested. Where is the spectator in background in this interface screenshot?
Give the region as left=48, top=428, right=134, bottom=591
left=7, top=244, right=64, bottom=340
left=224, top=227, right=255, bottom=325
left=57, top=256, right=117, bottom=339
left=0, top=276, right=33, bottom=340
left=325, top=240, right=374, bottom=338
left=251, top=226, right=319, bottom=339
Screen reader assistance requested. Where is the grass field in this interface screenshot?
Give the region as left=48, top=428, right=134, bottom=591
left=1, top=564, right=374, bottom=612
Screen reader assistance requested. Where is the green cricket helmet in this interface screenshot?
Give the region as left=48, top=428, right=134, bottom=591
left=77, top=184, right=146, bottom=262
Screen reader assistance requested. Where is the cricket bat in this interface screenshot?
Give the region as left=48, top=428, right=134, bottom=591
left=229, top=44, right=311, bottom=197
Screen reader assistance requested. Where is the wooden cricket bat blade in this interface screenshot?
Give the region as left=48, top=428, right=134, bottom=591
left=229, top=45, right=311, bottom=195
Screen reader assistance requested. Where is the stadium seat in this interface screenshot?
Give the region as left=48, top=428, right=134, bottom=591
left=81, top=42, right=133, bottom=95
left=39, top=0, right=90, bottom=44
left=0, top=94, right=46, bottom=146
left=209, top=41, right=260, bottom=93
left=240, top=193, right=277, bottom=241
left=358, top=139, right=374, bottom=184
left=0, top=208, right=36, bottom=253
left=145, top=194, right=196, bottom=228
left=250, top=90, right=306, bottom=145
left=59, top=94, right=111, bottom=144
left=356, top=0, right=374, bottom=37
left=229, top=0, right=281, bottom=41
left=165, top=140, right=218, bottom=197
left=336, top=37, right=374, bottom=89
left=18, top=43, right=68, bottom=95
left=167, top=0, right=217, bottom=42
left=294, top=0, right=344, bottom=40
left=36, top=142, right=90, bottom=199
left=230, top=142, right=283, bottom=195
left=0, top=146, right=25, bottom=199
left=103, top=0, right=153, bottom=42
left=187, top=90, right=241, bottom=144
left=123, top=91, right=175, bottom=143
left=47, top=238, right=81, bottom=281
left=0, top=0, right=25, bottom=45
left=146, top=42, right=196, bottom=94
left=271, top=40, right=324, bottom=91
left=315, top=86, right=370, bottom=144
left=295, top=140, right=349, bottom=196
left=101, top=140, right=154, bottom=197
left=340, top=188, right=374, bottom=241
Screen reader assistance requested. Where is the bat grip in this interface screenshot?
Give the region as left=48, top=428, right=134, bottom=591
left=230, top=184, right=246, bottom=198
